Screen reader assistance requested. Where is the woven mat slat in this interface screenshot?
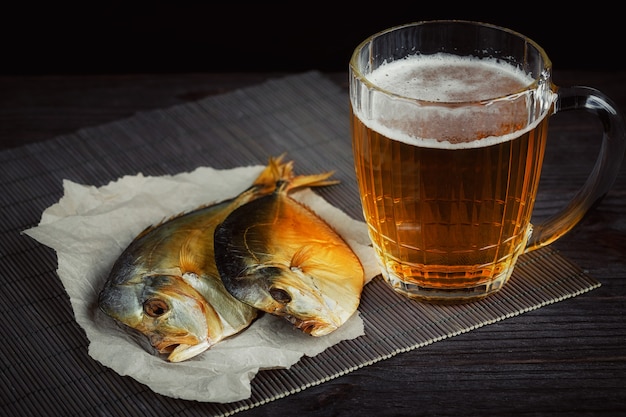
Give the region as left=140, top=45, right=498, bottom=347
left=0, top=71, right=599, bottom=417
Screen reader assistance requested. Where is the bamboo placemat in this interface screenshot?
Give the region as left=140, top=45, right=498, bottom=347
left=0, top=72, right=600, bottom=417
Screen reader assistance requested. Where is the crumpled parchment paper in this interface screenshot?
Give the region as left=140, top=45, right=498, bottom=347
left=23, top=164, right=380, bottom=403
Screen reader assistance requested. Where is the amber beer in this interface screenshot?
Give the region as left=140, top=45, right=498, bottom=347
left=350, top=53, right=551, bottom=302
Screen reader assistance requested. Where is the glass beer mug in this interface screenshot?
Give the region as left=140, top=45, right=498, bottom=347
left=349, top=20, right=625, bottom=303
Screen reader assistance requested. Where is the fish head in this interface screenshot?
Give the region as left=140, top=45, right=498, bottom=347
left=98, top=273, right=217, bottom=362
left=232, top=263, right=359, bottom=337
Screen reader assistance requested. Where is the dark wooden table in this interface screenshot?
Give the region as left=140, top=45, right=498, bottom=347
left=2, top=71, right=625, bottom=416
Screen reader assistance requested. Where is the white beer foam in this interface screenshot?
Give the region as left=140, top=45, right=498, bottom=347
left=358, top=53, right=553, bottom=149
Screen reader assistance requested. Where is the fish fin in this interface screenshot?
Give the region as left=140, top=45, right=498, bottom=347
left=179, top=229, right=207, bottom=275
left=286, top=172, right=340, bottom=192
left=133, top=212, right=196, bottom=240
left=248, top=155, right=284, bottom=195
left=290, top=245, right=318, bottom=271
left=133, top=217, right=174, bottom=240
left=289, top=244, right=341, bottom=279
left=133, top=224, right=156, bottom=240
left=254, top=154, right=339, bottom=195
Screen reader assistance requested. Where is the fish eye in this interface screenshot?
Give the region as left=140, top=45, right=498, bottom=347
left=143, top=299, right=169, bottom=317
left=269, top=288, right=292, bottom=304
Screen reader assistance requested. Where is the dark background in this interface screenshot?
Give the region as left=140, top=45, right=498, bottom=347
left=1, top=5, right=621, bottom=75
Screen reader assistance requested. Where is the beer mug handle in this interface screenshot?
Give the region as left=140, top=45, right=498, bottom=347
left=525, top=86, right=626, bottom=252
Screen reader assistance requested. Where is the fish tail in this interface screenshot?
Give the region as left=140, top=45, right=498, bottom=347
left=251, top=154, right=288, bottom=191
left=253, top=154, right=339, bottom=195
left=286, top=172, right=339, bottom=192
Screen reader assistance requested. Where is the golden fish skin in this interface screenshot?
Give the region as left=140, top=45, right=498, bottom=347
left=214, top=182, right=365, bottom=337
left=98, top=155, right=314, bottom=362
